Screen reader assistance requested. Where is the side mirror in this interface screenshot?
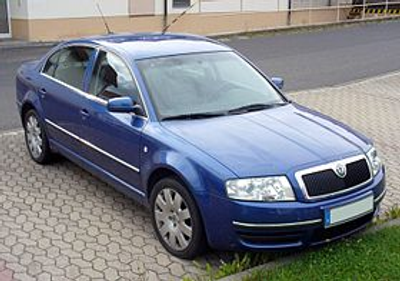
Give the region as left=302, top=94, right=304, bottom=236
left=271, top=77, right=284, bottom=90
left=107, top=97, right=144, bottom=116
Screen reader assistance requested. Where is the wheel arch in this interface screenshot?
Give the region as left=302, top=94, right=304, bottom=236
left=20, top=90, right=46, bottom=126
left=20, top=102, right=36, bottom=127
left=146, top=165, right=197, bottom=201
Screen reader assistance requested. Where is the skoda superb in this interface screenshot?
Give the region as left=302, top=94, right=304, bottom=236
left=16, top=33, right=385, bottom=259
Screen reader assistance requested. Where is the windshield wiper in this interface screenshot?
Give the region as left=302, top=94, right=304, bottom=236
left=161, top=102, right=289, bottom=121
left=161, top=111, right=227, bottom=121
left=228, top=102, right=288, bottom=115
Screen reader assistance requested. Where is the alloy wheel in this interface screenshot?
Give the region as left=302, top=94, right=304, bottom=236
left=26, top=115, right=43, bottom=159
left=154, top=188, right=193, bottom=251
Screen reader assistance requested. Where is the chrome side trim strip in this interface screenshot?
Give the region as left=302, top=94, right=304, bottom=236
left=374, top=189, right=386, bottom=203
left=233, top=218, right=322, bottom=229
left=295, top=155, right=373, bottom=200
left=45, top=119, right=140, bottom=173
left=97, top=163, right=145, bottom=197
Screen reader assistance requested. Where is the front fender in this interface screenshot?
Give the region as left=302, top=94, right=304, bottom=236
left=141, top=149, right=207, bottom=197
left=140, top=123, right=236, bottom=200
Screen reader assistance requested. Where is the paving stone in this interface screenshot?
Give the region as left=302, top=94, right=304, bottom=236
left=156, top=253, right=172, bottom=267
left=104, top=267, right=119, bottom=281
left=80, top=267, right=104, bottom=279
left=65, top=265, right=80, bottom=279
left=27, top=262, right=42, bottom=276
left=169, top=263, right=186, bottom=277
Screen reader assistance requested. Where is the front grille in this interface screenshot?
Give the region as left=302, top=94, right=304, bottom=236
left=302, top=158, right=371, bottom=198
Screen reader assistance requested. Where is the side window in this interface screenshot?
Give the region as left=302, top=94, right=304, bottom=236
left=43, top=46, right=94, bottom=90
left=89, top=51, right=141, bottom=103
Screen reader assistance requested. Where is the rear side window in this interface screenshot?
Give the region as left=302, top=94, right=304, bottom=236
left=43, top=46, right=94, bottom=90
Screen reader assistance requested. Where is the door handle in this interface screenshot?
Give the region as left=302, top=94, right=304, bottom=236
left=80, top=109, right=90, bottom=119
left=39, top=88, right=47, bottom=98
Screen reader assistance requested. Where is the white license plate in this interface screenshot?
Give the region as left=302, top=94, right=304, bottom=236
left=325, top=195, right=374, bottom=228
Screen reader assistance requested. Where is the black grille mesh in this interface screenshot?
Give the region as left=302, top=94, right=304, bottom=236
left=302, top=159, right=371, bottom=198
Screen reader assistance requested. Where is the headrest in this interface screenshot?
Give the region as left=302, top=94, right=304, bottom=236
left=100, top=65, right=118, bottom=88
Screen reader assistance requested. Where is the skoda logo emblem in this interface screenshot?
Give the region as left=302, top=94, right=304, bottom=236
left=335, top=163, right=347, bottom=178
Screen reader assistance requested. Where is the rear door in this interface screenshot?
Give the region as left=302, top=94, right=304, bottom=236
left=39, top=46, right=96, bottom=153
left=79, top=50, right=147, bottom=195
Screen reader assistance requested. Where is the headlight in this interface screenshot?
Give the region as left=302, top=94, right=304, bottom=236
left=366, top=146, right=382, bottom=176
left=225, top=176, right=295, bottom=202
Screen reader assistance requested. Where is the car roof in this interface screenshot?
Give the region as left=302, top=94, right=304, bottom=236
left=63, top=33, right=232, bottom=60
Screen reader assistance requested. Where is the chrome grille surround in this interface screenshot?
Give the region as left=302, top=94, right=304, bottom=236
left=295, top=155, right=373, bottom=200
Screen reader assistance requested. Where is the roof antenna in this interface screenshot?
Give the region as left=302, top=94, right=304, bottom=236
left=96, top=2, right=113, bottom=34
left=162, top=1, right=197, bottom=34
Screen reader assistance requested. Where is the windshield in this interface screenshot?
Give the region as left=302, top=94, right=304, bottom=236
left=137, top=51, right=286, bottom=120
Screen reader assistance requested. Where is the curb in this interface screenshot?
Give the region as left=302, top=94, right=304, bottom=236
left=288, top=71, right=400, bottom=95
left=219, top=218, right=400, bottom=281
left=212, top=15, right=400, bottom=40
left=331, top=70, right=400, bottom=89
left=218, top=255, right=300, bottom=281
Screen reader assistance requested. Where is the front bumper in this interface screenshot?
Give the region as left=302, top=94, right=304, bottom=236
left=201, top=169, right=385, bottom=251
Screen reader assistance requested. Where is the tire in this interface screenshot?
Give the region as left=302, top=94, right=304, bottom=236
left=150, top=177, right=207, bottom=259
left=23, top=109, right=53, bottom=164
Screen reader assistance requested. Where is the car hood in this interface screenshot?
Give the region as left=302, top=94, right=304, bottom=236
left=161, top=103, right=371, bottom=178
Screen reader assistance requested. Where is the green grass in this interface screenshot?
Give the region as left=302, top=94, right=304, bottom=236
left=244, top=226, right=400, bottom=281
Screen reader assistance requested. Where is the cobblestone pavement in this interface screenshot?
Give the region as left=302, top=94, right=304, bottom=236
left=0, top=72, right=399, bottom=280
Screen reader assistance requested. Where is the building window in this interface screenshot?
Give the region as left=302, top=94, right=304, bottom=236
left=173, top=0, right=191, bottom=8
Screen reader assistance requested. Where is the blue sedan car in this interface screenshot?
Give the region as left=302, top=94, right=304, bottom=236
left=16, top=33, right=385, bottom=259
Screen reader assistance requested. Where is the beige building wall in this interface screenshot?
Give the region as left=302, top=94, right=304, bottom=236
left=291, top=9, right=338, bottom=25
left=11, top=11, right=290, bottom=41
left=8, top=0, right=351, bottom=41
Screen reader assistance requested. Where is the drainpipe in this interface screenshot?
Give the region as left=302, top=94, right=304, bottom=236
left=163, top=0, right=168, bottom=31
left=288, top=0, right=292, bottom=26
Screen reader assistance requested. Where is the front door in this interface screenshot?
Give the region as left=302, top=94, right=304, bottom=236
left=0, top=0, right=11, bottom=38
left=81, top=50, right=147, bottom=197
